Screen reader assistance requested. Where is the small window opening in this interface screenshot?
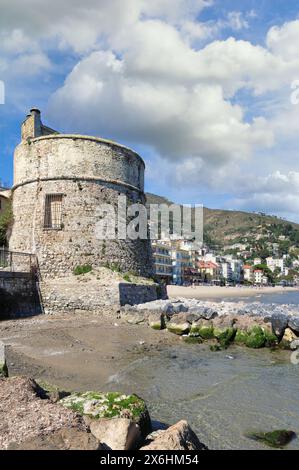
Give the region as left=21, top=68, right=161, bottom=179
left=44, top=194, right=63, bottom=229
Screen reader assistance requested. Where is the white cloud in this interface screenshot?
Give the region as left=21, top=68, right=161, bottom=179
left=1, top=0, right=299, bottom=218
left=226, top=11, right=249, bottom=31
left=267, top=20, right=299, bottom=61
left=49, top=47, right=273, bottom=166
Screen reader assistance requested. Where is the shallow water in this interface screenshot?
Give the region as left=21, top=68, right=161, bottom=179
left=106, top=344, right=299, bottom=450
left=205, top=290, right=299, bottom=305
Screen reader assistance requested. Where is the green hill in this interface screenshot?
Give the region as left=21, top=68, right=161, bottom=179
left=145, top=192, right=299, bottom=259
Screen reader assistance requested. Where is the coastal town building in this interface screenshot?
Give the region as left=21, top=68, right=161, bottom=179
left=197, top=260, right=220, bottom=283
left=266, top=257, right=285, bottom=273
left=243, top=265, right=253, bottom=283
left=221, top=262, right=233, bottom=282
left=172, top=248, right=192, bottom=285
left=152, top=242, right=173, bottom=283
left=254, top=269, right=268, bottom=285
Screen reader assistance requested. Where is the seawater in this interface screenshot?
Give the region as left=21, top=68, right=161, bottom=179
left=204, top=290, right=299, bottom=305
left=106, top=344, right=299, bottom=450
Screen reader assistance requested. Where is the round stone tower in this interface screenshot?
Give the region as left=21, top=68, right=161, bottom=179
left=9, top=109, right=153, bottom=278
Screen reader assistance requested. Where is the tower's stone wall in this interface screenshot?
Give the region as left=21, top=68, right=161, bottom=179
left=9, top=112, right=153, bottom=279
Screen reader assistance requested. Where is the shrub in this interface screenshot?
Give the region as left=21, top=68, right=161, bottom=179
left=0, top=201, right=13, bottom=246
left=123, top=273, right=132, bottom=282
left=73, top=264, right=92, bottom=275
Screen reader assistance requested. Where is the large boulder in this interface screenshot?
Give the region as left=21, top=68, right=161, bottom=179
left=90, top=418, right=141, bottom=450
left=0, top=377, right=87, bottom=450
left=235, top=317, right=277, bottom=348
left=280, top=328, right=299, bottom=349
left=140, top=420, right=208, bottom=450
left=201, top=307, right=218, bottom=320
left=189, top=306, right=218, bottom=320
left=172, top=303, right=189, bottom=314
left=60, top=391, right=151, bottom=438
left=212, top=316, right=236, bottom=348
left=271, top=314, right=289, bottom=340
left=288, top=317, right=299, bottom=334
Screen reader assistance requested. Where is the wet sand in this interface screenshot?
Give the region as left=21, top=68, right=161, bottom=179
left=168, top=285, right=298, bottom=300
left=0, top=312, right=177, bottom=392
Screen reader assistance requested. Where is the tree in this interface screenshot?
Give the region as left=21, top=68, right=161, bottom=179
left=0, top=201, right=13, bottom=246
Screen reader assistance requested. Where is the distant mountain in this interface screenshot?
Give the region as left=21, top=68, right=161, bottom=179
left=145, top=192, right=299, bottom=257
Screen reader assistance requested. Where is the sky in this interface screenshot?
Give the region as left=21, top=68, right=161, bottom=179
left=1, top=0, right=299, bottom=221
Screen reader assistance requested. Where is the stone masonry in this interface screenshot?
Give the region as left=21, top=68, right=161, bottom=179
left=9, top=109, right=154, bottom=279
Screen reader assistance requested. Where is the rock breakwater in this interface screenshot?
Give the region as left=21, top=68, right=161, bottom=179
left=122, top=298, right=299, bottom=350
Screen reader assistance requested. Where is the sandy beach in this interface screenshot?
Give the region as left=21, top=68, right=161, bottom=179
left=0, top=312, right=178, bottom=392
left=167, top=284, right=299, bottom=300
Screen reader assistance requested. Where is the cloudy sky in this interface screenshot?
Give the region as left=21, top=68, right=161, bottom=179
left=1, top=0, right=299, bottom=221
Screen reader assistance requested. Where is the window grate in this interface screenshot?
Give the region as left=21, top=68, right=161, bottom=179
left=44, top=194, right=63, bottom=229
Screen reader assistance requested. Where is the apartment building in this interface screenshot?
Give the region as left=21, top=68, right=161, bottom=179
left=172, top=248, right=192, bottom=285
left=152, top=242, right=173, bottom=283
left=266, top=257, right=285, bottom=273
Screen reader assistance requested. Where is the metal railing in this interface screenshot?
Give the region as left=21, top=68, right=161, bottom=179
left=0, top=247, right=38, bottom=275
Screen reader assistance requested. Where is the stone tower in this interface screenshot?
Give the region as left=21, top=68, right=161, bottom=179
left=9, top=109, right=153, bottom=279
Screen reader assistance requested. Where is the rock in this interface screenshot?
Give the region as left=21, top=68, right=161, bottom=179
left=167, top=313, right=191, bottom=335
left=172, top=303, right=188, bottom=314
left=60, top=391, right=151, bottom=438
left=90, top=418, right=141, bottom=450
left=246, top=429, right=296, bottom=449
left=140, top=420, right=208, bottom=450
left=37, top=380, right=71, bottom=402
left=188, top=306, right=218, bottom=320
left=280, top=328, right=298, bottom=349
left=271, top=314, right=289, bottom=340
left=288, top=317, right=299, bottom=334
left=234, top=318, right=277, bottom=348
left=244, top=326, right=266, bottom=349
left=7, top=428, right=101, bottom=450
left=148, top=313, right=165, bottom=330
left=184, top=312, right=202, bottom=323
left=202, top=307, right=218, bottom=320
left=190, top=320, right=214, bottom=339
left=212, top=316, right=236, bottom=348
left=0, top=377, right=87, bottom=450
left=123, top=311, right=148, bottom=324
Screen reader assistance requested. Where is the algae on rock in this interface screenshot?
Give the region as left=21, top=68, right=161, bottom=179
left=60, top=391, right=151, bottom=437
left=246, top=429, right=296, bottom=448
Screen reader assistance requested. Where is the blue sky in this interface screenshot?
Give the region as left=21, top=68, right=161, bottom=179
left=1, top=0, right=299, bottom=221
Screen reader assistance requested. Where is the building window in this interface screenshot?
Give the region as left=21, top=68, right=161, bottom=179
left=44, top=194, right=63, bottom=229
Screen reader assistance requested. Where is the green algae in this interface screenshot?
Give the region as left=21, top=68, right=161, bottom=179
left=246, top=430, right=296, bottom=448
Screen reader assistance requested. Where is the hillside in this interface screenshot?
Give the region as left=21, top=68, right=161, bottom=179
left=145, top=192, right=299, bottom=258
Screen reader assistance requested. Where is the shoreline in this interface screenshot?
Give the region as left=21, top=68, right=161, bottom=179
left=167, top=285, right=298, bottom=300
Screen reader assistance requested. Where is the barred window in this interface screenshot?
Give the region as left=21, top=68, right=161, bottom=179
left=44, top=194, right=63, bottom=229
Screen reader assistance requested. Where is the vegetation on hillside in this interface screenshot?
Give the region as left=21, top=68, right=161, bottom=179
left=145, top=192, right=299, bottom=260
